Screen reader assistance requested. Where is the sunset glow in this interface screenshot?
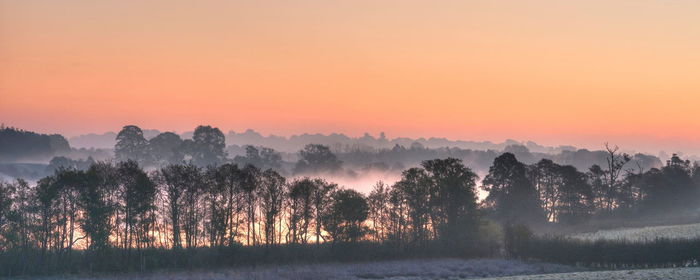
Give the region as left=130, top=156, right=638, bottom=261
left=2, top=0, right=700, bottom=153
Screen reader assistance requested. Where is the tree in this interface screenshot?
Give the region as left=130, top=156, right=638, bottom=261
left=0, top=179, right=34, bottom=250
left=530, top=159, right=561, bottom=222
left=258, top=169, right=286, bottom=245
left=149, top=132, right=184, bottom=166
left=115, top=125, right=150, bottom=165
left=0, top=126, right=71, bottom=162
left=186, top=125, right=227, bottom=167
left=482, top=153, right=544, bottom=225
left=367, top=181, right=390, bottom=242
left=394, top=167, right=432, bottom=244
left=556, top=165, right=593, bottom=224
left=587, top=164, right=606, bottom=211
left=116, top=160, right=156, bottom=250
left=212, top=163, right=244, bottom=246
left=313, top=179, right=337, bottom=245
left=159, top=163, right=200, bottom=249
left=35, top=175, right=59, bottom=252
left=287, top=178, right=316, bottom=244
left=602, top=143, right=630, bottom=211
left=639, top=156, right=698, bottom=212
left=203, top=167, right=223, bottom=247
left=53, top=168, right=83, bottom=251
left=78, top=162, right=118, bottom=251
left=240, top=164, right=260, bottom=246
left=233, top=146, right=282, bottom=171
left=294, top=144, right=342, bottom=174
left=322, top=189, right=368, bottom=243
left=422, top=158, right=479, bottom=244
left=0, top=179, right=15, bottom=249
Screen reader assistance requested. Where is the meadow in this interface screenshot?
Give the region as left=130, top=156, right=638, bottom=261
left=571, top=223, right=700, bottom=242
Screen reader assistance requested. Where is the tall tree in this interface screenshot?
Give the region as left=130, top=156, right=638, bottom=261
left=116, top=160, right=156, bottom=249
left=78, top=162, right=118, bottom=251
left=482, top=153, right=544, bottom=225
left=287, top=178, right=316, bottom=244
left=422, top=158, right=479, bottom=244
left=159, top=163, right=200, bottom=249
left=240, top=164, right=260, bottom=245
left=258, top=169, right=286, bottom=245
left=602, top=143, right=630, bottom=211
left=115, top=125, right=150, bottom=165
left=556, top=165, right=594, bottom=224
left=367, top=181, right=390, bottom=242
left=149, top=132, right=184, bottom=166
left=212, top=163, right=244, bottom=246
left=394, top=168, right=432, bottom=244
left=322, top=189, right=369, bottom=243
left=313, top=179, right=337, bottom=245
left=186, top=125, right=227, bottom=167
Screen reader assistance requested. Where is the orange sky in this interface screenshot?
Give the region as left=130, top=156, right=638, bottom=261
left=1, top=0, right=700, bottom=154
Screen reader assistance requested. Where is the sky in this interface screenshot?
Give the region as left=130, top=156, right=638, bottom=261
left=1, top=0, right=699, bottom=155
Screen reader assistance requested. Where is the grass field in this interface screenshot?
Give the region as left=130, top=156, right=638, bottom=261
left=24, top=259, right=579, bottom=280
left=482, top=267, right=700, bottom=280
left=571, top=222, right=700, bottom=241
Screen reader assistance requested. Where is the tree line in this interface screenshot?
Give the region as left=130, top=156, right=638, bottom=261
left=0, top=156, right=493, bottom=275
left=1, top=138, right=700, bottom=275
left=0, top=125, right=71, bottom=162
left=482, top=145, right=700, bottom=226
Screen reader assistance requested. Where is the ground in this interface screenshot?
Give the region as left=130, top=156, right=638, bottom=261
left=27, top=259, right=578, bottom=280
left=17, top=258, right=700, bottom=279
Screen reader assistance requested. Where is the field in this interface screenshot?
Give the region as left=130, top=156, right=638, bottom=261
left=570, top=222, right=700, bottom=241
left=483, top=267, right=700, bottom=280
left=25, top=259, right=579, bottom=280
left=24, top=259, right=700, bottom=280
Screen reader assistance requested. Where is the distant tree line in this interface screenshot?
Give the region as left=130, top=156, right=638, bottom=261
left=0, top=126, right=71, bottom=162
left=113, top=125, right=662, bottom=177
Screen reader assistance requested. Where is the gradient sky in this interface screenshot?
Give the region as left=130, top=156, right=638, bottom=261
left=1, top=0, right=699, bottom=154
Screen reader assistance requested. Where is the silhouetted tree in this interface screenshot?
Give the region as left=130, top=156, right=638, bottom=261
left=294, top=144, right=342, bottom=174
left=601, top=143, right=630, bottom=211
left=115, top=125, right=150, bottom=165
left=287, top=178, right=316, bottom=244
left=313, top=179, right=336, bottom=245
left=212, top=163, right=244, bottom=246
left=394, top=168, right=431, bottom=244
left=482, top=153, right=544, bottom=225
left=322, top=189, right=368, bottom=243
left=240, top=165, right=260, bottom=245
left=159, top=164, right=200, bottom=249
left=367, top=181, right=390, bottom=242
left=422, top=158, right=479, bottom=245
left=78, top=162, right=118, bottom=251
left=257, top=169, right=286, bottom=245
left=182, top=125, right=226, bottom=167
left=149, top=132, right=184, bottom=166
left=556, top=165, right=593, bottom=224
left=116, top=160, right=156, bottom=250
left=234, top=146, right=282, bottom=171
left=0, top=126, right=70, bottom=161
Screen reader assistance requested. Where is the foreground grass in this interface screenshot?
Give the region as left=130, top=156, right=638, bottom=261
left=18, top=258, right=579, bottom=280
